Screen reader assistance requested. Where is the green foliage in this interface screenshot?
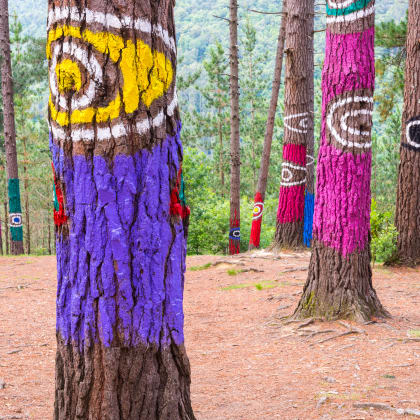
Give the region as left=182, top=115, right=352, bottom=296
left=189, top=263, right=212, bottom=271
left=370, top=199, right=398, bottom=264
left=372, top=109, right=401, bottom=211
left=375, top=14, right=407, bottom=121
left=227, top=269, right=240, bottom=276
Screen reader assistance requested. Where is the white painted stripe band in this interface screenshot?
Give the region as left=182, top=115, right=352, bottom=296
left=48, top=7, right=176, bottom=53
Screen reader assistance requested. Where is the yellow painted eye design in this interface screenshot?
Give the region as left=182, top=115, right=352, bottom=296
left=252, top=202, right=264, bottom=220
left=47, top=24, right=173, bottom=127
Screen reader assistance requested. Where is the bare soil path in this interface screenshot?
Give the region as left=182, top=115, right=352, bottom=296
left=0, top=251, right=419, bottom=419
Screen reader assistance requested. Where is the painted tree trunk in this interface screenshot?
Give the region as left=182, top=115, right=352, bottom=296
left=48, top=1, right=195, bottom=418
left=0, top=0, right=24, bottom=255
left=293, top=0, right=388, bottom=321
left=229, top=0, right=241, bottom=255
left=395, top=0, right=420, bottom=266
left=303, top=9, right=315, bottom=248
left=249, top=1, right=287, bottom=250
left=273, top=0, right=313, bottom=249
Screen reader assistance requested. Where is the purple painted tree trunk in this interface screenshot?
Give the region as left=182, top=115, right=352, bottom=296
left=48, top=1, right=195, bottom=418
left=293, top=0, right=388, bottom=321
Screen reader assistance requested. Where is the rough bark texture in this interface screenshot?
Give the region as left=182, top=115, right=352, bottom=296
left=273, top=0, right=313, bottom=249
left=293, top=0, right=388, bottom=321
left=249, top=1, right=287, bottom=250
left=0, top=0, right=24, bottom=255
left=229, top=0, right=241, bottom=255
left=395, top=0, right=420, bottom=266
left=3, top=196, right=9, bottom=254
left=22, top=136, right=30, bottom=254
left=295, top=240, right=387, bottom=321
left=48, top=1, right=194, bottom=418
left=303, top=8, right=315, bottom=248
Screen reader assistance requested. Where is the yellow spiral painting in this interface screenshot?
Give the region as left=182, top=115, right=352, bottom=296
left=47, top=13, right=174, bottom=135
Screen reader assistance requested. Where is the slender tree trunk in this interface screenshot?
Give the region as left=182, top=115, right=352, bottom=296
left=229, top=0, right=241, bottom=255
left=3, top=196, right=9, bottom=254
left=22, top=136, right=30, bottom=254
left=293, top=0, right=388, bottom=321
left=48, top=1, right=195, bottom=418
left=273, top=0, right=313, bottom=249
left=0, top=0, right=24, bottom=255
left=48, top=217, right=52, bottom=255
left=249, top=1, right=287, bottom=250
left=218, top=103, right=225, bottom=195
left=303, top=8, right=315, bottom=248
left=395, top=0, right=420, bottom=266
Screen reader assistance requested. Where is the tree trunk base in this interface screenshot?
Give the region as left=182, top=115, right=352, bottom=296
left=11, top=240, right=24, bottom=255
left=292, top=240, right=390, bottom=322
left=273, top=221, right=304, bottom=249
left=54, top=336, right=195, bottom=420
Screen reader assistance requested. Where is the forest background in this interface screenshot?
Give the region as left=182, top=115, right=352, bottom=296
left=0, top=0, right=409, bottom=256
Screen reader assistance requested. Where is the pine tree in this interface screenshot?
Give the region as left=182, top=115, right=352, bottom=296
left=273, top=0, right=313, bottom=249
left=0, top=0, right=24, bottom=255
left=293, top=0, right=388, bottom=321
left=249, top=1, right=287, bottom=250
left=395, top=0, right=420, bottom=266
left=228, top=0, right=241, bottom=255
left=48, top=1, right=195, bottom=417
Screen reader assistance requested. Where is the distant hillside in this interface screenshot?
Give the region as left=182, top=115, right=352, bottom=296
left=11, top=0, right=408, bottom=80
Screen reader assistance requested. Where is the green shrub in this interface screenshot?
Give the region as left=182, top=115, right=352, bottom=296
left=370, top=199, right=398, bottom=263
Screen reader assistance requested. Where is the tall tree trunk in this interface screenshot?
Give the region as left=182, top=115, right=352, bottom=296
left=395, top=0, right=420, bottom=266
left=48, top=1, right=195, bottom=418
left=249, top=1, right=287, bottom=250
left=273, top=0, right=313, bottom=249
left=218, top=103, right=225, bottom=195
left=48, top=216, right=52, bottom=255
left=293, top=0, right=388, bottom=321
left=3, top=195, right=9, bottom=254
left=22, top=136, right=30, bottom=254
left=0, top=0, right=24, bottom=255
left=229, top=0, right=241, bottom=255
left=303, top=9, right=315, bottom=248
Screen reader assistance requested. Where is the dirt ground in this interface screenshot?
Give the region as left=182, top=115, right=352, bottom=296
left=0, top=251, right=419, bottom=420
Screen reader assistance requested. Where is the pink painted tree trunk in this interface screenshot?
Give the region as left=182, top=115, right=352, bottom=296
left=273, top=0, right=313, bottom=249
left=293, top=0, right=388, bottom=321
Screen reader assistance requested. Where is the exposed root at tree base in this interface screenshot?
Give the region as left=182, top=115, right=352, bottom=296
left=289, top=240, right=391, bottom=323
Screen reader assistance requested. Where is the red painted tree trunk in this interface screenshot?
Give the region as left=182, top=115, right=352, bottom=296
left=48, top=1, right=195, bottom=418
left=293, top=0, right=388, bottom=321
left=273, top=0, right=313, bottom=249
left=249, top=2, right=287, bottom=250
left=395, top=0, right=420, bottom=266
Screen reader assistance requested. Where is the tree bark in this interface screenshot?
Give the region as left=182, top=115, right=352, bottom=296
left=48, top=1, right=195, bottom=418
left=22, top=136, right=30, bottom=254
left=249, top=1, right=287, bottom=250
left=293, top=0, right=388, bottom=321
left=273, top=0, right=313, bottom=249
left=303, top=8, right=315, bottom=248
left=395, top=0, right=420, bottom=266
left=0, top=0, right=24, bottom=255
left=3, top=195, right=8, bottom=254
left=229, top=0, right=241, bottom=255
